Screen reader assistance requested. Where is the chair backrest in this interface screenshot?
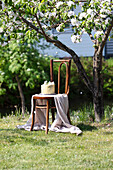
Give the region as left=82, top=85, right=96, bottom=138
left=50, top=59, right=71, bottom=94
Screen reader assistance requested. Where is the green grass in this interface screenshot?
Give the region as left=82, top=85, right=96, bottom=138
left=0, top=114, right=113, bottom=170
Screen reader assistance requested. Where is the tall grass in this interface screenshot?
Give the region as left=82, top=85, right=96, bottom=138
left=71, top=103, right=113, bottom=123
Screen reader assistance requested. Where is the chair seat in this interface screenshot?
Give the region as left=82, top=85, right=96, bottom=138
left=33, top=93, right=57, bottom=100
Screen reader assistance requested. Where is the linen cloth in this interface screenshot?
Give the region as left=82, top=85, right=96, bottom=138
left=17, top=94, right=82, bottom=135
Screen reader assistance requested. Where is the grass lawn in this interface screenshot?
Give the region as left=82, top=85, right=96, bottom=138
left=0, top=114, right=113, bottom=170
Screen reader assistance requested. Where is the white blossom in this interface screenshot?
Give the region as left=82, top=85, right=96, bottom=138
left=67, top=1, right=75, bottom=7
left=101, top=0, right=110, bottom=5
left=12, top=0, right=20, bottom=5
left=68, top=11, right=75, bottom=18
left=0, top=27, right=3, bottom=32
left=87, top=9, right=93, bottom=15
left=10, top=27, right=14, bottom=32
left=49, top=12, right=56, bottom=18
left=95, top=30, right=104, bottom=38
left=1, top=72, right=5, bottom=75
left=56, top=23, right=64, bottom=32
left=18, top=33, right=23, bottom=36
left=56, top=2, right=63, bottom=8
left=2, top=42, right=8, bottom=46
left=71, top=18, right=79, bottom=27
left=100, top=8, right=111, bottom=14
left=45, top=12, right=49, bottom=18
left=56, top=25, right=62, bottom=32
left=1, top=2, right=8, bottom=10
left=71, top=35, right=82, bottom=43
left=105, top=18, right=110, bottom=25
left=79, top=2, right=83, bottom=7
left=42, top=25, right=47, bottom=29
left=100, top=14, right=107, bottom=18
left=82, top=28, right=87, bottom=34
left=94, top=18, right=100, bottom=23
left=37, top=12, right=44, bottom=17
left=27, top=68, right=31, bottom=72
left=79, top=12, right=86, bottom=20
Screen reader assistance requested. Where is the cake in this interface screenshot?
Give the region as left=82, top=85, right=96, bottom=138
left=41, top=81, right=55, bottom=94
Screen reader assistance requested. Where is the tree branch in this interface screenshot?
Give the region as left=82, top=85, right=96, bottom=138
left=19, top=16, right=42, bottom=34
left=88, top=33, right=96, bottom=44
left=100, top=17, right=113, bottom=53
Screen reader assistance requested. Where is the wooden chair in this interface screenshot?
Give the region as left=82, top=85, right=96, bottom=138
left=30, top=59, right=71, bottom=134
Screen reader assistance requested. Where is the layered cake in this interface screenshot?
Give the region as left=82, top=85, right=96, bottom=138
left=41, top=81, right=55, bottom=94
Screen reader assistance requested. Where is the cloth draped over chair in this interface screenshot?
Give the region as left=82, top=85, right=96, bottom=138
left=17, top=94, right=82, bottom=135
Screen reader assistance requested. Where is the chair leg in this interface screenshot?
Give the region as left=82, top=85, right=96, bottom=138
left=30, top=99, right=35, bottom=131
left=67, top=109, right=71, bottom=124
left=46, top=99, right=49, bottom=134
left=51, top=109, right=55, bottom=123
left=51, top=99, right=55, bottom=122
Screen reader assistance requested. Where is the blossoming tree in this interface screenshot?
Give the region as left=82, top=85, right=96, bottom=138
left=0, top=0, right=113, bottom=121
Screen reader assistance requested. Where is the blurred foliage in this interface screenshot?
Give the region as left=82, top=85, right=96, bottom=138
left=102, top=58, right=113, bottom=96
left=0, top=39, right=50, bottom=108
left=70, top=57, right=113, bottom=100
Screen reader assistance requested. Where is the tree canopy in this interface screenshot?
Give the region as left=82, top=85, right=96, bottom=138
left=0, top=0, right=112, bottom=49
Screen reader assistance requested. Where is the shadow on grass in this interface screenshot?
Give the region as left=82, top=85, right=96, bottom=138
left=103, top=131, right=113, bottom=135
left=77, top=123, right=97, bottom=131
left=0, top=128, right=50, bottom=146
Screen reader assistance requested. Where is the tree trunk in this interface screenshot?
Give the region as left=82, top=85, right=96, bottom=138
left=16, top=75, right=25, bottom=117
left=93, top=50, right=104, bottom=122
